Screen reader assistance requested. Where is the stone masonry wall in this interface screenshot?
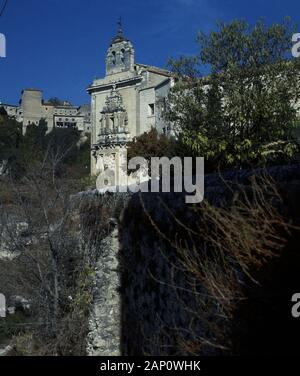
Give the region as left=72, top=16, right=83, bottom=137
left=86, top=225, right=121, bottom=356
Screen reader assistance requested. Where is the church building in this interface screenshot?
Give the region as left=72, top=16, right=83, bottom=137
left=87, top=21, right=174, bottom=177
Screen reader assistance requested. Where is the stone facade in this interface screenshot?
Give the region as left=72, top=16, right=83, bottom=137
left=87, top=24, right=174, bottom=177
left=1, top=89, right=91, bottom=134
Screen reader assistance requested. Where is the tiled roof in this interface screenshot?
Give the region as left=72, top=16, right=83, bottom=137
left=136, top=63, right=174, bottom=77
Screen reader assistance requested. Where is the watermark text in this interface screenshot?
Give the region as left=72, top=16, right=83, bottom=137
left=0, top=33, right=6, bottom=58
left=0, top=293, right=6, bottom=318
left=96, top=151, right=204, bottom=204
left=292, top=33, right=300, bottom=58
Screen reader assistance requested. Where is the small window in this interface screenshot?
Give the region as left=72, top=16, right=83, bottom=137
left=121, top=49, right=125, bottom=64
left=148, top=103, right=155, bottom=116
left=112, top=51, right=116, bottom=65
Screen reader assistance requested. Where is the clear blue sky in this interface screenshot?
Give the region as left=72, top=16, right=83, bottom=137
left=0, top=0, right=300, bottom=106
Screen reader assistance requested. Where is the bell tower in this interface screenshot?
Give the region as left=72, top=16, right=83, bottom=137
left=106, top=18, right=135, bottom=76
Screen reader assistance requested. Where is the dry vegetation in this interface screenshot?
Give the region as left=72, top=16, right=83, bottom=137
left=0, top=151, right=102, bottom=355
left=139, top=174, right=297, bottom=354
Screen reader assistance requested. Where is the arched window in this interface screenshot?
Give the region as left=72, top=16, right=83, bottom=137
left=121, top=49, right=125, bottom=64
left=112, top=51, right=116, bottom=65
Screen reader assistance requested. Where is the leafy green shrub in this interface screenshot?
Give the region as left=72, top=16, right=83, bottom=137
left=165, top=18, right=300, bottom=171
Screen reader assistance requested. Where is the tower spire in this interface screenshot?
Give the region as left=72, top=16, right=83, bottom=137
left=117, top=16, right=123, bottom=36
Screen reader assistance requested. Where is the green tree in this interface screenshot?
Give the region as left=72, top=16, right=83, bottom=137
left=20, top=119, right=48, bottom=166
left=165, top=18, right=300, bottom=170
left=0, top=106, right=8, bottom=116
left=127, top=128, right=177, bottom=164
left=0, top=113, right=23, bottom=175
left=47, top=97, right=63, bottom=106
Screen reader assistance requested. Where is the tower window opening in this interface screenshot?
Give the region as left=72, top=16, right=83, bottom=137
left=148, top=103, right=155, bottom=116
left=110, top=116, right=115, bottom=128
left=112, top=51, right=116, bottom=65
left=121, top=49, right=125, bottom=64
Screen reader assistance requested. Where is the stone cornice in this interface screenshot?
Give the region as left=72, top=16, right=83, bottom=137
left=87, top=75, right=142, bottom=94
